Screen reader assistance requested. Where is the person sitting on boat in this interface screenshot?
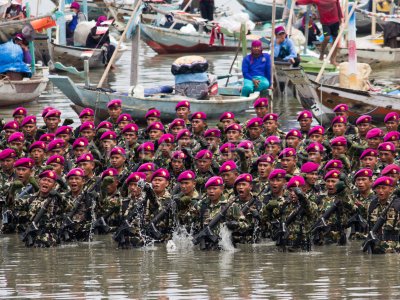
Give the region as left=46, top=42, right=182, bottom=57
left=241, top=40, right=271, bottom=97
left=274, top=26, right=300, bottom=67
left=85, top=16, right=115, bottom=66
left=299, top=12, right=321, bottom=47
left=4, top=0, right=25, bottom=20
left=66, top=1, right=86, bottom=45
left=0, top=33, right=31, bottom=81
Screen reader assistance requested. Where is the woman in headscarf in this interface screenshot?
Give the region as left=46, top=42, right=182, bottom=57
left=241, top=40, right=271, bottom=97
left=66, top=1, right=87, bottom=45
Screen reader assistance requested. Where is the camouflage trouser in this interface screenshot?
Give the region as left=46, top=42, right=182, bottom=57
left=60, top=222, right=92, bottom=243
left=115, top=227, right=145, bottom=249
left=30, top=230, right=59, bottom=248
left=372, top=240, right=400, bottom=254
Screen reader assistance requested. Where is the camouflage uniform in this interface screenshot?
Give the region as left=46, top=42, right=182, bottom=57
left=260, top=191, right=287, bottom=238
left=96, top=191, right=123, bottom=233
left=348, top=190, right=374, bottom=240
left=366, top=196, right=400, bottom=254
left=175, top=190, right=201, bottom=232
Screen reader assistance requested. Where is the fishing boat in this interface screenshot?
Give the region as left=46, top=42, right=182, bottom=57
left=339, top=34, right=400, bottom=68
left=237, top=0, right=285, bottom=21
left=49, top=40, right=127, bottom=70
left=140, top=22, right=264, bottom=54
left=285, top=67, right=400, bottom=125
left=48, top=75, right=259, bottom=121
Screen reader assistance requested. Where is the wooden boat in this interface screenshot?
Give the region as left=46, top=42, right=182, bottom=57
left=339, top=34, right=400, bottom=68
left=237, top=0, right=285, bottom=21
left=285, top=67, right=400, bottom=125
left=49, top=41, right=127, bottom=70
left=0, top=72, right=49, bottom=107
left=48, top=75, right=260, bottom=121
left=140, top=22, right=264, bottom=54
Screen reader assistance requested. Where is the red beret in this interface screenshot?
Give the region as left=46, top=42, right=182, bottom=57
left=265, top=135, right=281, bottom=145
left=308, top=125, right=325, bottom=136
left=287, top=176, right=305, bottom=188
left=366, top=128, right=384, bottom=139
left=219, top=160, right=237, bottom=174
left=234, top=173, right=253, bottom=185
left=297, top=110, right=313, bottom=121
left=169, top=118, right=185, bottom=129
left=47, top=139, right=65, bottom=151
left=107, top=99, right=122, bottom=108
left=330, top=136, right=347, bottom=147
left=359, top=148, right=378, bottom=159
left=306, top=142, right=324, bottom=153
left=158, top=133, right=174, bottom=144
left=331, top=115, right=347, bottom=125
left=117, top=113, right=133, bottom=124
left=137, top=142, right=154, bottom=152
left=126, top=172, right=146, bottom=184
left=110, top=147, right=126, bottom=157
left=72, top=137, right=89, bottom=149
left=175, top=100, right=190, bottom=110
left=100, top=131, right=117, bottom=141
left=263, top=113, right=278, bottom=122
left=145, top=109, right=161, bottom=119
left=79, top=121, right=95, bottom=132
left=195, top=149, right=213, bottom=160
left=324, top=159, right=343, bottom=170
left=278, top=147, right=297, bottom=158
left=190, top=112, right=207, bottom=120
left=122, top=123, right=139, bottom=133
left=55, top=125, right=72, bottom=136
left=46, top=155, right=64, bottom=165
left=101, top=168, right=119, bottom=178
left=384, top=112, right=399, bottom=123
left=356, top=115, right=372, bottom=125
left=172, top=150, right=187, bottom=160
left=324, top=170, right=340, bottom=180
left=177, top=170, right=196, bottom=182
left=39, top=133, right=55, bottom=143
left=41, top=106, right=54, bottom=118
left=147, top=121, right=164, bottom=132
left=254, top=97, right=268, bottom=108
left=247, top=117, right=263, bottom=128
left=76, top=153, right=94, bottom=164
left=205, top=176, right=224, bottom=188
left=268, top=169, right=286, bottom=180
left=301, top=161, right=320, bottom=173
left=39, top=170, right=58, bottom=181
left=3, top=120, right=19, bottom=130
left=219, top=143, right=235, bottom=153
left=176, top=129, right=191, bottom=140
left=137, top=162, right=155, bottom=172
left=8, top=132, right=24, bottom=143
left=66, top=168, right=85, bottom=178
left=225, top=123, right=242, bottom=133
left=29, top=141, right=46, bottom=152
left=238, top=140, right=254, bottom=150
left=256, top=154, right=274, bottom=164
left=384, top=131, right=400, bottom=142
left=286, top=129, right=302, bottom=139
left=333, top=104, right=348, bottom=112
left=355, top=168, right=373, bottom=179
left=151, top=168, right=170, bottom=181
left=45, top=109, right=61, bottom=118
left=373, top=176, right=395, bottom=188
left=204, top=128, right=221, bottom=138
left=14, top=158, right=34, bottom=169
left=21, top=115, right=36, bottom=127
left=79, top=108, right=94, bottom=118
left=219, top=112, right=235, bottom=121
left=378, top=142, right=396, bottom=152
left=0, top=148, right=17, bottom=160
left=382, top=164, right=400, bottom=176
left=13, top=106, right=27, bottom=117
left=97, top=121, right=113, bottom=131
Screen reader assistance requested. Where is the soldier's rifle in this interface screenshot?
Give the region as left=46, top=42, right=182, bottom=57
left=192, top=198, right=236, bottom=249
left=20, top=196, right=54, bottom=246
left=362, top=196, right=397, bottom=254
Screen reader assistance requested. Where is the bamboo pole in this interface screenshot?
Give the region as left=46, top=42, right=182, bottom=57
left=315, top=2, right=357, bottom=83
left=286, top=0, right=296, bottom=36
left=169, top=0, right=194, bottom=29
left=270, top=0, right=277, bottom=113
left=303, top=5, right=310, bottom=54
left=97, top=0, right=142, bottom=89
left=372, top=0, right=376, bottom=35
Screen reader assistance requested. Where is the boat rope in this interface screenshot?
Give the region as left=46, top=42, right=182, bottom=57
left=355, top=8, right=400, bottom=23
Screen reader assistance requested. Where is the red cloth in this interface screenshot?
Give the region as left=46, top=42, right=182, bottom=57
left=296, top=0, right=343, bottom=25
left=209, top=25, right=224, bottom=46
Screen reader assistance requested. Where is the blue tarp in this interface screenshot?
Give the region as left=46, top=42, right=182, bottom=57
left=0, top=40, right=31, bottom=77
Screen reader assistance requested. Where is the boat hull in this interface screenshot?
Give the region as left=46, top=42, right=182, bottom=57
left=0, top=77, right=49, bottom=106
left=237, top=0, right=285, bottom=21
left=339, top=46, right=400, bottom=68
left=140, top=23, right=256, bottom=54
left=285, top=68, right=400, bottom=124
left=49, top=42, right=125, bottom=70
left=49, top=75, right=259, bottom=121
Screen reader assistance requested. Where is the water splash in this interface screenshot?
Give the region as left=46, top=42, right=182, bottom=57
left=218, top=224, right=235, bottom=251
left=88, top=199, right=97, bottom=245
left=168, top=226, right=194, bottom=252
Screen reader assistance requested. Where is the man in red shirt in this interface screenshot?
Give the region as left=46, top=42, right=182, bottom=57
left=297, top=0, right=343, bottom=65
